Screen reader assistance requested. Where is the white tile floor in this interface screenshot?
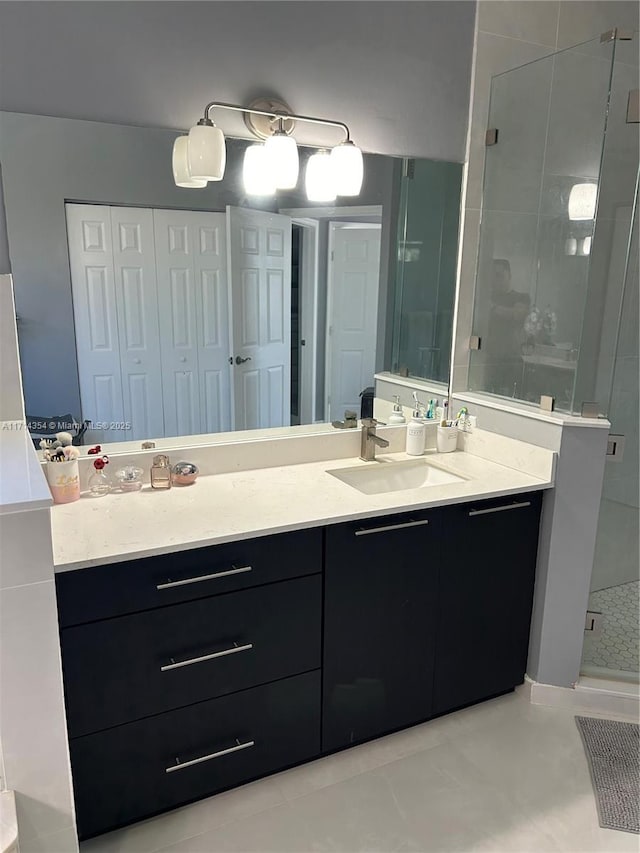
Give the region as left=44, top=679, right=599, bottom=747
left=80, top=689, right=639, bottom=853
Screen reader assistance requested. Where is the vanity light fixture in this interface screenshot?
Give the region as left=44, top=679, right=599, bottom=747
left=568, top=182, right=597, bottom=220
left=263, top=118, right=300, bottom=190
left=175, top=97, right=364, bottom=199
left=564, top=236, right=578, bottom=256
left=331, top=141, right=364, bottom=197
left=172, top=137, right=207, bottom=188
left=242, top=144, right=276, bottom=196
left=187, top=118, right=226, bottom=182
left=305, top=150, right=337, bottom=202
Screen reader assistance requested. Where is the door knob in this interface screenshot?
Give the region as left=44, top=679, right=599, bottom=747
left=180, top=357, right=187, bottom=363
left=133, top=358, right=141, bottom=364
left=235, top=356, right=252, bottom=365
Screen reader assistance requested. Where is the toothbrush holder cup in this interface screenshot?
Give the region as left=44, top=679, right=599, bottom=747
left=436, top=425, right=458, bottom=453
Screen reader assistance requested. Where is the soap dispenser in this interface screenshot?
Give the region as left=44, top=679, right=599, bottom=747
left=406, top=407, right=426, bottom=456
left=388, top=395, right=406, bottom=424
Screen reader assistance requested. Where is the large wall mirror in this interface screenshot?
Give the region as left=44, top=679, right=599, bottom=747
left=0, top=110, right=461, bottom=448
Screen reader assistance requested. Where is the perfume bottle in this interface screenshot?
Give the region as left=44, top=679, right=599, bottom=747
left=115, top=465, right=144, bottom=492
left=88, top=455, right=111, bottom=497
left=150, top=454, right=171, bottom=490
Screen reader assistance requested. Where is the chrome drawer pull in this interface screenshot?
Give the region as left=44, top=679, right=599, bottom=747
left=156, top=565, right=252, bottom=590
left=160, top=642, right=253, bottom=672
left=355, top=518, right=429, bottom=536
left=165, top=738, right=255, bottom=774
left=468, top=501, right=531, bottom=517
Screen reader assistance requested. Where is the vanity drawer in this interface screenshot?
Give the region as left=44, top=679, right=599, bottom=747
left=62, top=574, right=321, bottom=737
left=56, top=527, right=322, bottom=626
left=71, top=670, right=321, bottom=840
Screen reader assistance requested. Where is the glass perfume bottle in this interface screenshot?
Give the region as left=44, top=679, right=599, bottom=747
left=150, top=454, right=171, bottom=489
left=88, top=455, right=111, bottom=497
left=115, top=465, right=144, bottom=492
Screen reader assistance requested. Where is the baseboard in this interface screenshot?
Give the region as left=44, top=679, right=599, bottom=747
left=526, top=675, right=639, bottom=721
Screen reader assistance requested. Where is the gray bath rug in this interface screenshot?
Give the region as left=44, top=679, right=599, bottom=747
left=576, top=715, right=639, bottom=834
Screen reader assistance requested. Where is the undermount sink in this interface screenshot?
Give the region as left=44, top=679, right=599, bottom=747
left=327, top=457, right=467, bottom=495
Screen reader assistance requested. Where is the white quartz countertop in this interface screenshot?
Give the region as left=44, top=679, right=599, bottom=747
left=52, top=445, right=553, bottom=571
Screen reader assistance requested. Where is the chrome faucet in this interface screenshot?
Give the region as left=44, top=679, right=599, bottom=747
left=360, top=418, right=390, bottom=462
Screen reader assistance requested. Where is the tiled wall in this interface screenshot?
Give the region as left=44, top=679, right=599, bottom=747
left=0, top=274, right=78, bottom=851
left=453, top=0, right=640, bottom=392
left=0, top=509, right=78, bottom=853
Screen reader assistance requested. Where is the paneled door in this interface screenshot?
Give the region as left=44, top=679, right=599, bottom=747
left=326, top=223, right=381, bottom=421
left=67, top=204, right=163, bottom=444
left=153, top=210, right=230, bottom=437
left=226, top=207, right=292, bottom=430
left=153, top=210, right=202, bottom=438
left=110, top=207, right=164, bottom=441
left=189, top=213, right=231, bottom=435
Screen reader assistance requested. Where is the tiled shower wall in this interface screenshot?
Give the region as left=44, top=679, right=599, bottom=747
left=453, top=0, right=640, bottom=392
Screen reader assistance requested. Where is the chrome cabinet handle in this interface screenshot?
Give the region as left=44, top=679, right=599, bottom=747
left=160, top=642, right=253, bottom=672
left=156, top=565, right=252, bottom=590
left=355, top=518, right=429, bottom=536
left=468, top=501, right=531, bottom=517
left=165, top=738, right=255, bottom=774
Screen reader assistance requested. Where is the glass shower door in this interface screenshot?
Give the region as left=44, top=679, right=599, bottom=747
left=580, top=33, right=639, bottom=682
left=468, top=36, right=616, bottom=410
left=581, top=180, right=639, bottom=682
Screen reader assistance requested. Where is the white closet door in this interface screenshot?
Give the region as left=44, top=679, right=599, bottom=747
left=190, top=212, right=231, bottom=434
left=153, top=210, right=201, bottom=438
left=109, top=206, right=164, bottom=441
left=326, top=223, right=381, bottom=421
left=226, top=206, right=292, bottom=430
left=66, top=203, right=124, bottom=445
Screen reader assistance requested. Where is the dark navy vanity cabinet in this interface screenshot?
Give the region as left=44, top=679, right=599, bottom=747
left=56, top=493, right=543, bottom=840
left=433, top=493, right=543, bottom=715
left=322, top=507, right=441, bottom=751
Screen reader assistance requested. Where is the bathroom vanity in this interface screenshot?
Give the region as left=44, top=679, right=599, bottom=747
left=53, top=434, right=552, bottom=839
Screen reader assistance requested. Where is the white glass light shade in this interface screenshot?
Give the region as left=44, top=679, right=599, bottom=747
left=331, top=141, right=364, bottom=196
left=172, top=137, right=207, bottom=188
left=187, top=124, right=226, bottom=181
left=305, top=150, right=337, bottom=202
left=564, top=237, right=578, bottom=256
left=264, top=131, right=299, bottom=189
left=568, top=183, right=597, bottom=220
left=243, top=144, right=276, bottom=196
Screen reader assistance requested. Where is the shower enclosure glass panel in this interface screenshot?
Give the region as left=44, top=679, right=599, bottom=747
left=581, top=34, right=639, bottom=681
left=468, top=37, right=616, bottom=411
left=468, top=31, right=639, bottom=682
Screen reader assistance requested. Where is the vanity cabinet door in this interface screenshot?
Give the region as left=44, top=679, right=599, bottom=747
left=323, top=509, right=441, bottom=752
left=433, top=492, right=543, bottom=716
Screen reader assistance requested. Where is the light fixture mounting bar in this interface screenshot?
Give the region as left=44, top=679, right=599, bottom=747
left=202, top=100, right=352, bottom=142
